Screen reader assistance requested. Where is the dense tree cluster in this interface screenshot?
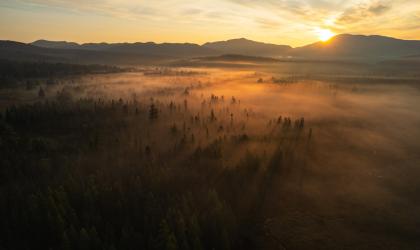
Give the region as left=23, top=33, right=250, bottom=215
left=0, top=60, right=124, bottom=88
left=0, top=92, right=311, bottom=250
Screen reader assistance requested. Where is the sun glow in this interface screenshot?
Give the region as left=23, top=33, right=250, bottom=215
left=316, top=28, right=335, bottom=42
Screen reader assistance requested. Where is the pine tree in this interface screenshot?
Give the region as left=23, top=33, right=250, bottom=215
left=79, top=228, right=90, bottom=250
left=149, top=103, right=158, bottom=120
left=210, top=110, right=216, bottom=122
left=38, top=87, right=45, bottom=98
left=159, top=219, right=178, bottom=250
left=184, top=99, right=188, bottom=111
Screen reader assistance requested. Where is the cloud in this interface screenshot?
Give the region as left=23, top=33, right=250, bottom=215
left=254, top=17, right=282, bottom=29
left=228, top=0, right=315, bottom=17
left=338, top=1, right=391, bottom=24
left=368, top=2, right=390, bottom=14
left=2, top=0, right=420, bottom=45
left=180, top=8, right=203, bottom=16
left=10, top=0, right=159, bottom=19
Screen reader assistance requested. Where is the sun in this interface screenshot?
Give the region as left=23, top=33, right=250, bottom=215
left=316, top=28, right=335, bottom=42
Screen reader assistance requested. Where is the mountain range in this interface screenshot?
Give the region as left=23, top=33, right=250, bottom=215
left=1, top=34, right=420, bottom=65
left=293, top=34, right=420, bottom=59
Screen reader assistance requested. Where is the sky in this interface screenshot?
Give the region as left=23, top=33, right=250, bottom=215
left=1, top=0, right=420, bottom=47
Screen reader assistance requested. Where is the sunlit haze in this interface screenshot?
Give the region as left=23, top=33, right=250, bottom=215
left=2, top=0, right=420, bottom=248
left=1, top=0, right=420, bottom=46
left=316, top=28, right=335, bottom=41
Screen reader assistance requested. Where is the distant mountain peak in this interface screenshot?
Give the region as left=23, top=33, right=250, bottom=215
left=293, top=33, right=420, bottom=59
left=32, top=39, right=80, bottom=49
left=9, top=34, right=420, bottom=62
left=202, top=38, right=291, bottom=56
left=227, top=38, right=251, bottom=42
left=203, top=37, right=280, bottom=46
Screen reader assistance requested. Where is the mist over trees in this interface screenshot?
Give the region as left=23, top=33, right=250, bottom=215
left=0, top=60, right=124, bottom=88
left=1, top=37, right=420, bottom=249
left=0, top=85, right=312, bottom=249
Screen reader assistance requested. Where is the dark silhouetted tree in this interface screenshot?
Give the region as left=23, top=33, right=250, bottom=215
left=149, top=103, right=158, bottom=120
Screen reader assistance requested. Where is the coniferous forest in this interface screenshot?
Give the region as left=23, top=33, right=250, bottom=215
left=1, top=62, right=420, bottom=249
left=1, top=81, right=311, bottom=249
left=3, top=0, right=420, bottom=247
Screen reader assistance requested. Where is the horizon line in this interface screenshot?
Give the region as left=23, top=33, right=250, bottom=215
left=2, top=33, right=420, bottom=48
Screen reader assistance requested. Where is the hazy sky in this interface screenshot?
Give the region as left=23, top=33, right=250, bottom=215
left=1, top=0, right=419, bottom=46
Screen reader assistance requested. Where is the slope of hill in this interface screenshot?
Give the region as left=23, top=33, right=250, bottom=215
left=3, top=34, right=420, bottom=64
left=0, top=41, right=57, bottom=61
left=0, top=40, right=171, bottom=65
left=31, top=41, right=219, bottom=57
left=293, top=34, right=420, bottom=59
left=203, top=38, right=291, bottom=56
left=105, top=42, right=218, bottom=57
left=32, top=39, right=80, bottom=49
left=30, top=38, right=291, bottom=57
